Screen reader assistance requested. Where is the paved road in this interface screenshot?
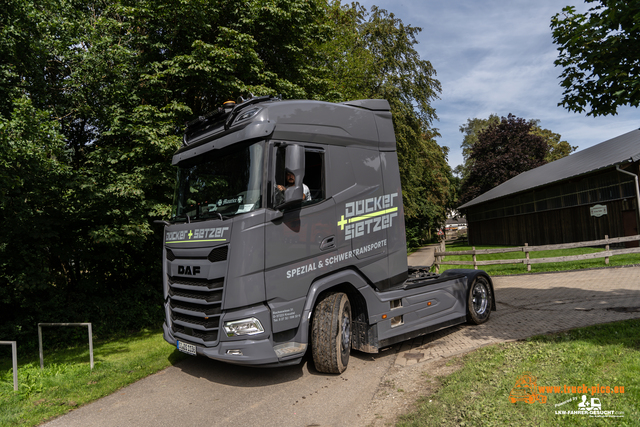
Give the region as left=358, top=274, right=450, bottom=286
left=406, top=244, right=436, bottom=267
left=43, top=266, right=640, bottom=427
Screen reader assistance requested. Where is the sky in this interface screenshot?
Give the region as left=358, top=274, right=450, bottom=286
left=355, top=0, right=639, bottom=170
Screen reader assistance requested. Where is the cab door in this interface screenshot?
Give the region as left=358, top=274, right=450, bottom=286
left=264, top=143, right=336, bottom=324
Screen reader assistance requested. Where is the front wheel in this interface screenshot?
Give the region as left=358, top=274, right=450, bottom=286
left=466, top=275, right=493, bottom=325
left=311, top=292, right=351, bottom=374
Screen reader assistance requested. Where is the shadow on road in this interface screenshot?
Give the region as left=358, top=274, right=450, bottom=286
left=171, top=337, right=400, bottom=385
left=172, top=354, right=307, bottom=387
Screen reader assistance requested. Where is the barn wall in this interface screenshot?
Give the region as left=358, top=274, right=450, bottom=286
left=467, top=200, right=628, bottom=246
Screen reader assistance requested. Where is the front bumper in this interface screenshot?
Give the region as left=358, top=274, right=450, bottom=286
left=163, top=303, right=307, bottom=368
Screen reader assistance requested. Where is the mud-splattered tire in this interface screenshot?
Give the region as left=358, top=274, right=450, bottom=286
left=466, top=275, right=493, bottom=325
left=311, top=292, right=351, bottom=374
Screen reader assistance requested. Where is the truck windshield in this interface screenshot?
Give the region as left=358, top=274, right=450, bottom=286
left=171, top=141, right=264, bottom=222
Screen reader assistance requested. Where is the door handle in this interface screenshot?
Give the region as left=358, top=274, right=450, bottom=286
left=319, top=236, right=335, bottom=251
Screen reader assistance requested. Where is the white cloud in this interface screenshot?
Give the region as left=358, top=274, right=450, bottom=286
left=355, top=0, right=637, bottom=168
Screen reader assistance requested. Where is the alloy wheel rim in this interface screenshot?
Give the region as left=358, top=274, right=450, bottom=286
left=473, top=282, right=488, bottom=314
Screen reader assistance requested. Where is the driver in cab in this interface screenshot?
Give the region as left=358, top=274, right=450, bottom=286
left=277, top=171, right=311, bottom=201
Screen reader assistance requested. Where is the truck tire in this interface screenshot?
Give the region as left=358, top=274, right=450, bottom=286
left=466, top=275, right=492, bottom=325
left=311, top=292, right=351, bottom=374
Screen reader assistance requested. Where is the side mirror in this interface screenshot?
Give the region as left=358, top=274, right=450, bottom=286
left=276, top=144, right=306, bottom=210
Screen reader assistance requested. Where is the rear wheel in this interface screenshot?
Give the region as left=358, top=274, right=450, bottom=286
left=311, top=292, right=351, bottom=374
left=466, top=275, right=493, bottom=324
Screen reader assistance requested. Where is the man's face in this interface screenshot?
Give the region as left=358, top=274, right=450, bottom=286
left=286, top=172, right=295, bottom=185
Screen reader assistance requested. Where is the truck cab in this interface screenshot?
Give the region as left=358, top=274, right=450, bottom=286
left=162, top=97, right=495, bottom=373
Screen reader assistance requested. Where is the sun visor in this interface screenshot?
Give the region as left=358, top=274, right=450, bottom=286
left=342, top=99, right=391, bottom=111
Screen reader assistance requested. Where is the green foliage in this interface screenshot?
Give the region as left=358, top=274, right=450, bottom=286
left=455, top=115, right=501, bottom=182
left=551, top=1, right=640, bottom=116
left=0, top=0, right=334, bottom=348
left=529, top=126, right=577, bottom=163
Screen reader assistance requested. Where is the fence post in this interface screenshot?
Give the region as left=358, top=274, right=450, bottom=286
left=604, top=235, right=609, bottom=265
left=88, top=323, right=94, bottom=370
left=38, top=323, right=94, bottom=370
left=38, top=325, right=44, bottom=370
left=435, top=240, right=445, bottom=273
left=0, top=341, right=18, bottom=391
left=472, top=246, right=477, bottom=270
left=525, top=243, right=531, bottom=271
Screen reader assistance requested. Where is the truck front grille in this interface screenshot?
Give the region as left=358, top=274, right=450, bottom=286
left=168, top=274, right=225, bottom=346
left=169, top=276, right=224, bottom=290
left=173, top=324, right=218, bottom=342
left=170, top=300, right=221, bottom=316
left=172, top=312, right=220, bottom=329
left=169, top=287, right=222, bottom=303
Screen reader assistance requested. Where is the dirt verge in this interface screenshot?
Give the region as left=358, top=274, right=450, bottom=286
left=360, top=355, right=465, bottom=427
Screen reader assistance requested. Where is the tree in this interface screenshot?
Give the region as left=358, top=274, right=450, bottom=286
left=455, top=116, right=575, bottom=180
left=455, top=115, right=500, bottom=181
left=0, top=0, right=335, bottom=346
left=551, top=1, right=640, bottom=116
left=529, top=126, right=577, bottom=162
left=459, top=114, right=548, bottom=206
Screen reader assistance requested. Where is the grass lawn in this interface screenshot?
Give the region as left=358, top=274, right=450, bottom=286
left=437, top=240, right=640, bottom=276
left=0, top=329, right=186, bottom=427
left=398, top=319, right=640, bottom=426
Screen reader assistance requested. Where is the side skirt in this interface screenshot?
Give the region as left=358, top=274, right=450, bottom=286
left=377, top=315, right=467, bottom=349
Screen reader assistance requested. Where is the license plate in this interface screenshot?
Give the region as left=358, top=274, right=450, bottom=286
left=177, top=340, right=196, bottom=356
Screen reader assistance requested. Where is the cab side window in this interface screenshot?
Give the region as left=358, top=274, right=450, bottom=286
left=273, top=146, right=325, bottom=207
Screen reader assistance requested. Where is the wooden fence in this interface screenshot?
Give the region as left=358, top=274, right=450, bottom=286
left=434, top=234, right=640, bottom=273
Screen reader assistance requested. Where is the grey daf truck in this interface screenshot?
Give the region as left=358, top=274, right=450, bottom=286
left=161, top=96, right=495, bottom=373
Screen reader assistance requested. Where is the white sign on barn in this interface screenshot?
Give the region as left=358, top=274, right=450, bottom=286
left=590, top=204, right=608, bottom=217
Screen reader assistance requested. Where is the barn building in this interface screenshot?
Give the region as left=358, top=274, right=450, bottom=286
left=459, top=129, right=640, bottom=247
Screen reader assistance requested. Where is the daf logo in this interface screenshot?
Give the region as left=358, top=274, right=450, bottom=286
left=178, top=265, right=201, bottom=275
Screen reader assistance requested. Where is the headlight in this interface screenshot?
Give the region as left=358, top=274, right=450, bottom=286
left=223, top=318, right=264, bottom=337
